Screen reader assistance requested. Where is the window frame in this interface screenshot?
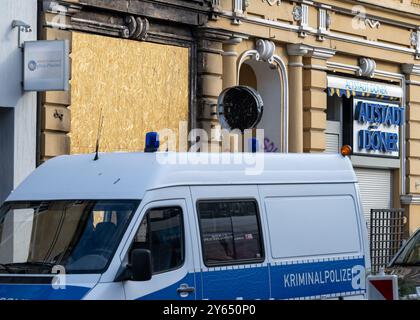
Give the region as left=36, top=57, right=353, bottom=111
left=196, top=199, right=265, bottom=268
left=132, top=205, right=186, bottom=275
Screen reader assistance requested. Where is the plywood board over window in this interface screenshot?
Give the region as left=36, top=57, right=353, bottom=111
left=70, top=32, right=189, bottom=154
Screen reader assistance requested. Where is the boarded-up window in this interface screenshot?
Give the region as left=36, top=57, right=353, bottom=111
left=70, top=32, right=189, bottom=154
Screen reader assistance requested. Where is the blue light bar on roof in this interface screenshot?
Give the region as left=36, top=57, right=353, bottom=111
left=248, top=138, right=259, bottom=153
left=144, top=132, right=160, bottom=153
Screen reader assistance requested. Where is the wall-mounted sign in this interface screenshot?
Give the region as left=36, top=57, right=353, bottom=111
left=327, top=76, right=403, bottom=100
left=23, top=40, right=69, bottom=92
left=353, top=98, right=404, bottom=158
left=217, top=86, right=264, bottom=132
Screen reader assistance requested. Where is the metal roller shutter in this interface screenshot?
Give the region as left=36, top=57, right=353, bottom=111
left=325, top=133, right=339, bottom=154
left=354, top=168, right=393, bottom=231
left=325, top=121, right=341, bottom=154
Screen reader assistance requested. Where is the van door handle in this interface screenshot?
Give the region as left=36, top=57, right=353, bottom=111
left=177, top=284, right=195, bottom=295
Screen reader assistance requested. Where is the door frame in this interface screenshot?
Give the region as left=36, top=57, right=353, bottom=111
left=118, top=188, right=197, bottom=300
left=190, top=185, right=271, bottom=300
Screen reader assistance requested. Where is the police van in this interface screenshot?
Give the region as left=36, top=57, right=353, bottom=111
left=0, top=145, right=371, bottom=300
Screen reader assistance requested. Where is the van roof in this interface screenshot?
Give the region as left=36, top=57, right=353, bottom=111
left=6, top=152, right=357, bottom=202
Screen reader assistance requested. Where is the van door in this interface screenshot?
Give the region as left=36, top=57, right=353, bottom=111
left=122, top=199, right=197, bottom=300
left=259, top=183, right=368, bottom=300
left=191, top=186, right=270, bottom=300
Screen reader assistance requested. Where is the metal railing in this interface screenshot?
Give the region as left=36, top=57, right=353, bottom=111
left=370, top=209, right=406, bottom=274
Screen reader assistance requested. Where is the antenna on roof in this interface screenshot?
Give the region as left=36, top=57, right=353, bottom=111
left=93, top=109, right=104, bottom=161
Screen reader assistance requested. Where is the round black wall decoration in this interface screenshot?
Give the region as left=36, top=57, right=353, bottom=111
left=217, top=86, right=264, bottom=132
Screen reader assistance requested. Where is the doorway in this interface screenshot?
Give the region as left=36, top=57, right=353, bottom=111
left=239, top=60, right=282, bottom=153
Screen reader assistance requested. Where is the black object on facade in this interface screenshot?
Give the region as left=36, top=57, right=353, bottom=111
left=217, top=86, right=264, bottom=132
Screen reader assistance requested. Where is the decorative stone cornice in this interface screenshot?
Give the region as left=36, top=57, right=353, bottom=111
left=124, top=16, right=149, bottom=40
left=287, top=43, right=312, bottom=56
left=207, top=0, right=221, bottom=10
left=358, top=57, right=376, bottom=78
left=287, top=44, right=335, bottom=60
left=311, top=47, right=336, bottom=60
left=196, top=29, right=247, bottom=54
left=317, top=8, right=331, bottom=41
left=263, top=0, right=281, bottom=5
left=256, top=39, right=276, bottom=63
left=222, top=37, right=243, bottom=57
left=195, top=28, right=236, bottom=42
left=410, top=29, right=420, bottom=60
left=224, top=37, right=243, bottom=45
left=402, top=63, right=420, bottom=76
left=292, top=3, right=310, bottom=38
left=207, top=0, right=222, bottom=20
left=44, top=0, right=82, bottom=14
left=236, top=39, right=280, bottom=67
left=43, top=1, right=153, bottom=40
left=401, top=194, right=420, bottom=205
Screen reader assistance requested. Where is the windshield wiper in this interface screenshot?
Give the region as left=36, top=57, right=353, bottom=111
left=392, top=262, right=420, bottom=267
left=3, top=262, right=56, bottom=271
left=0, top=264, right=15, bottom=274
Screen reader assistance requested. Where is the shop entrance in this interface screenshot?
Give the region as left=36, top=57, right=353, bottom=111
left=325, top=76, right=401, bottom=237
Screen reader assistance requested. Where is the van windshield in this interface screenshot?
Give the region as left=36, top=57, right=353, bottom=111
left=0, top=200, right=139, bottom=274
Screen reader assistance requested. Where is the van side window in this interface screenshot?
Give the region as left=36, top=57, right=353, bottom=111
left=132, top=207, right=184, bottom=274
left=197, top=200, right=264, bottom=266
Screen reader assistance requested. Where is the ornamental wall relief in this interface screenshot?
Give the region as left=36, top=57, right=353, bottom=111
left=263, top=0, right=281, bottom=6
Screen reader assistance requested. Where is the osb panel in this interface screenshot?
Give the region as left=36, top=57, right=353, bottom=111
left=70, top=32, right=189, bottom=154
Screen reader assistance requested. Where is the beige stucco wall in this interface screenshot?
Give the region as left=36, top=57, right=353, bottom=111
left=407, top=205, right=420, bottom=234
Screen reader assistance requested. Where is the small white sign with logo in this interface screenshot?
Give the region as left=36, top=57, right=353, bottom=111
left=23, top=40, right=69, bottom=92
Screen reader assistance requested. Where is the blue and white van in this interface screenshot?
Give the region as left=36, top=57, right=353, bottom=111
left=0, top=151, right=370, bottom=300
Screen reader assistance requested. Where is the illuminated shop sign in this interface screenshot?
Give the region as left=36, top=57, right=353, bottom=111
left=353, top=99, right=403, bottom=158
left=346, top=79, right=389, bottom=97
left=327, top=76, right=403, bottom=100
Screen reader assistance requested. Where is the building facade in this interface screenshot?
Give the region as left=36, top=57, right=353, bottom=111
left=6, top=0, right=420, bottom=236
left=0, top=0, right=38, bottom=203
left=198, top=0, right=420, bottom=236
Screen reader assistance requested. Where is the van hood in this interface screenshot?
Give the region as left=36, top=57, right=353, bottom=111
left=0, top=274, right=100, bottom=300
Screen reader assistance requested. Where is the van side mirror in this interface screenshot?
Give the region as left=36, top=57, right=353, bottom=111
left=130, top=249, right=152, bottom=281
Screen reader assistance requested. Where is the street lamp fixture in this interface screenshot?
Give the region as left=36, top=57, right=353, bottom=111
left=11, top=20, right=32, bottom=48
